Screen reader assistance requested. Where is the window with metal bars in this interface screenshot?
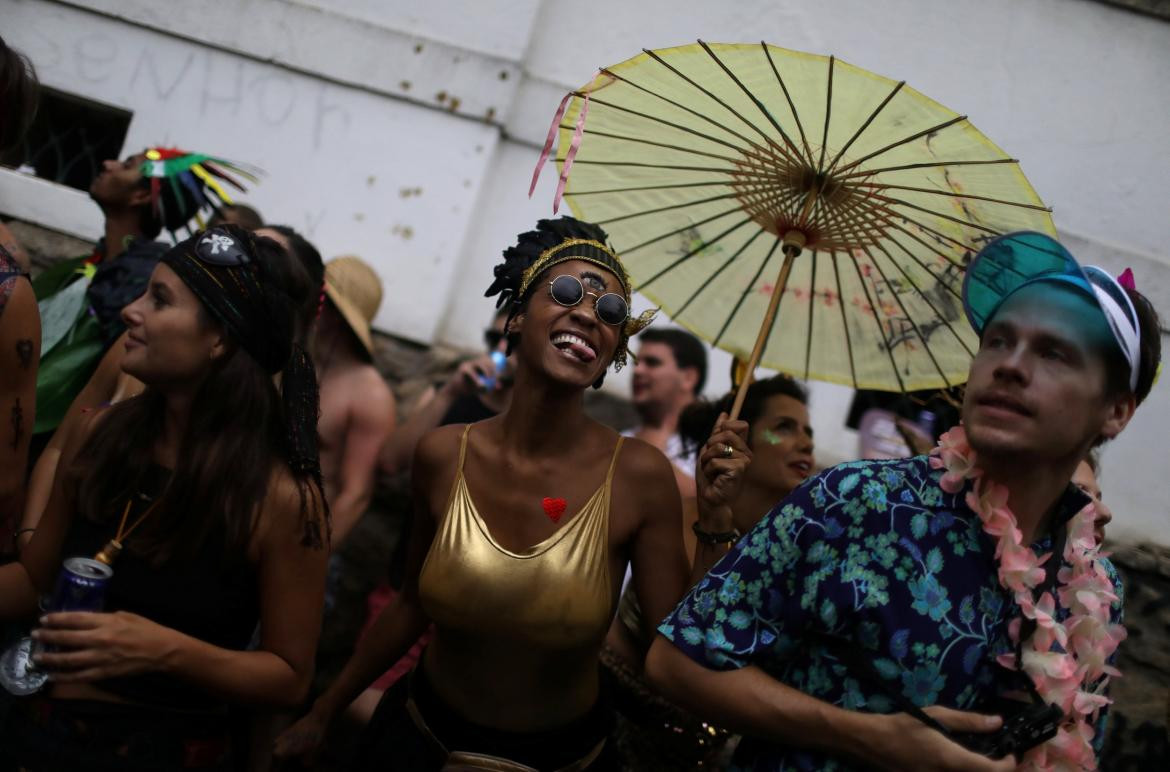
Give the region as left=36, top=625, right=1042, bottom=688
left=1, top=87, right=131, bottom=193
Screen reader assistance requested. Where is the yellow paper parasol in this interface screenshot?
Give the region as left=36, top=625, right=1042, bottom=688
left=533, top=41, right=1056, bottom=415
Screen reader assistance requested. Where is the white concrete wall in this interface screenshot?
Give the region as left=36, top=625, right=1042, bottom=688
left=1, top=0, right=510, bottom=342
left=2, top=0, right=1167, bottom=542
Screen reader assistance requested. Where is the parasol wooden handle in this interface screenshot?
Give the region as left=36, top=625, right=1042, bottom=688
left=728, top=235, right=802, bottom=420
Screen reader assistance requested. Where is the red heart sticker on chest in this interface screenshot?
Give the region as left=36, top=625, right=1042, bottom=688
left=541, top=497, right=567, bottom=523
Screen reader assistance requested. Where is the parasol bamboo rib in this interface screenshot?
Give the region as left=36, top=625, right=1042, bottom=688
left=868, top=193, right=1003, bottom=236
left=745, top=177, right=876, bottom=251
left=835, top=158, right=1018, bottom=180
left=638, top=217, right=756, bottom=291
left=568, top=160, right=830, bottom=188
left=871, top=210, right=975, bottom=273
left=817, top=197, right=967, bottom=374
left=559, top=124, right=742, bottom=163
left=597, top=69, right=775, bottom=152
left=641, top=48, right=802, bottom=165
left=834, top=197, right=973, bottom=318
left=798, top=186, right=892, bottom=248
left=839, top=197, right=966, bottom=283
left=818, top=56, right=835, bottom=172
left=714, top=238, right=781, bottom=347
left=672, top=229, right=768, bottom=318
left=761, top=42, right=816, bottom=168
left=861, top=244, right=954, bottom=386
left=734, top=161, right=806, bottom=190
left=594, top=192, right=743, bottom=226
left=569, top=180, right=734, bottom=195
left=835, top=115, right=970, bottom=174
left=809, top=188, right=957, bottom=263
left=697, top=40, right=808, bottom=165
left=830, top=250, right=860, bottom=388
left=839, top=192, right=987, bottom=268
left=848, top=251, right=908, bottom=392
left=569, top=94, right=755, bottom=154
left=853, top=182, right=1052, bottom=211
left=869, top=238, right=975, bottom=356
left=824, top=80, right=905, bottom=177
left=569, top=159, right=747, bottom=174
left=819, top=186, right=885, bottom=248
left=623, top=204, right=751, bottom=255
left=880, top=223, right=970, bottom=303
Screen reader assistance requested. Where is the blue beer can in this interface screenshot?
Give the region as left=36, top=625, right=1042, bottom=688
left=49, top=557, right=113, bottom=612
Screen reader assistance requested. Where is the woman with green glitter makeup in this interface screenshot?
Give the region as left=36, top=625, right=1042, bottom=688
left=599, top=375, right=815, bottom=769
left=679, top=375, right=815, bottom=536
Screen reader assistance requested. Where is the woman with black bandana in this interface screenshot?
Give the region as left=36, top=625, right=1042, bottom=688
left=0, top=224, right=329, bottom=771
left=275, top=217, right=748, bottom=770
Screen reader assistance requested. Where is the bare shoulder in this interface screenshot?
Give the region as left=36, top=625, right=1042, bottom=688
left=69, top=401, right=116, bottom=446
left=609, top=434, right=682, bottom=538
left=414, top=422, right=469, bottom=477
left=350, top=363, right=391, bottom=394
left=0, top=274, right=36, bottom=330
left=257, top=464, right=326, bottom=549
left=339, top=364, right=395, bottom=413
left=614, top=434, right=678, bottom=486
left=51, top=400, right=121, bottom=475
left=0, top=279, right=38, bottom=389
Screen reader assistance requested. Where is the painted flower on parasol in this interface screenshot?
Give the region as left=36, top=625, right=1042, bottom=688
left=531, top=41, right=1056, bottom=414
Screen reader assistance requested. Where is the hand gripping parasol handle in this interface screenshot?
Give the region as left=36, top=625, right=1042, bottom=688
left=728, top=232, right=803, bottom=421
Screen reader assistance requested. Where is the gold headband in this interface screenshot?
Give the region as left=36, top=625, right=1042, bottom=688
left=515, top=237, right=656, bottom=370
left=518, top=238, right=630, bottom=299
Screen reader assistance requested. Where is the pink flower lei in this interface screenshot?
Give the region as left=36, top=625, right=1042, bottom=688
left=929, top=426, right=1126, bottom=771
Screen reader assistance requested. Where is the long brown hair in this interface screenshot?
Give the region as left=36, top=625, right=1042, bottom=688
left=70, top=231, right=325, bottom=564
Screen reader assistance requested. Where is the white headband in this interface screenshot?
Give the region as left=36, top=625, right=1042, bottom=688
left=1084, top=265, right=1141, bottom=392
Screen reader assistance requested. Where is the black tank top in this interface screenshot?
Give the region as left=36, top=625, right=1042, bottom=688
left=58, top=466, right=259, bottom=710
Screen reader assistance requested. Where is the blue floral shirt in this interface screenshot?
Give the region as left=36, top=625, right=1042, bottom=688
left=658, top=455, right=1122, bottom=771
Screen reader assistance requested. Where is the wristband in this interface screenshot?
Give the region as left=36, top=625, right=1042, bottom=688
left=692, top=521, right=740, bottom=546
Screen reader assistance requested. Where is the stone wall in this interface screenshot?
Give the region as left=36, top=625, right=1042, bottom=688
left=2, top=217, right=90, bottom=271
left=1102, top=543, right=1170, bottom=767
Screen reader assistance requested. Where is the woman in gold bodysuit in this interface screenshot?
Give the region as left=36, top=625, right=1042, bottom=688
left=275, top=217, right=748, bottom=770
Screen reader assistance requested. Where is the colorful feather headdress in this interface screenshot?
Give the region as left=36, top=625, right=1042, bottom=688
left=140, top=147, right=261, bottom=236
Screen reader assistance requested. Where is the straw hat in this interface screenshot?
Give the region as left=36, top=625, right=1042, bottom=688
left=323, top=255, right=382, bottom=359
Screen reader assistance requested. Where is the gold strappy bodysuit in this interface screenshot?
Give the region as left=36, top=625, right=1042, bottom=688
left=417, top=425, right=623, bottom=728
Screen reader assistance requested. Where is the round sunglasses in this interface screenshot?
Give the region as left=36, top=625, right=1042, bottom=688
left=547, top=274, right=628, bottom=326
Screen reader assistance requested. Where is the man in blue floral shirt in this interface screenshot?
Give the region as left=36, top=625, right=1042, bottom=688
left=646, top=233, right=1161, bottom=771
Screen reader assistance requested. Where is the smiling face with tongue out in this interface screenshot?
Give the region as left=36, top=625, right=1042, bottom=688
left=512, top=259, right=623, bottom=389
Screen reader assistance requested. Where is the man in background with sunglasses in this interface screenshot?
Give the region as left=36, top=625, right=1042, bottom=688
left=380, top=307, right=514, bottom=476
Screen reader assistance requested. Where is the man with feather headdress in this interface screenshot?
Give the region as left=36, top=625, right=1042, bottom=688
left=29, top=147, right=257, bottom=438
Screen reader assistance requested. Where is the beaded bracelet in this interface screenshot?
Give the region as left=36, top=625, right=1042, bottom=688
left=692, top=521, right=740, bottom=546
